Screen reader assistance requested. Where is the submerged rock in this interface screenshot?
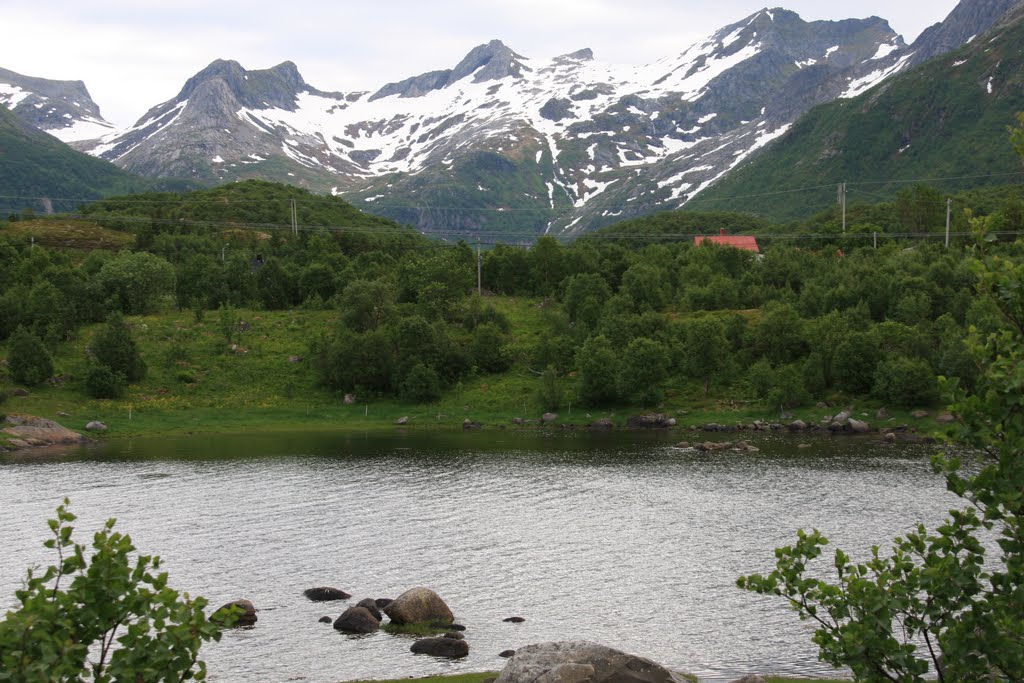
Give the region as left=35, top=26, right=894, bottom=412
left=411, top=636, right=469, bottom=658
left=304, top=587, right=351, bottom=601
left=213, top=599, right=257, bottom=627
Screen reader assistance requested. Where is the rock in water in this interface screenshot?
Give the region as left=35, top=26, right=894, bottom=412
left=212, top=599, right=257, bottom=627
left=410, top=636, right=469, bottom=658
left=356, top=597, right=383, bottom=620
left=304, top=586, right=351, bottom=601
left=383, top=587, right=454, bottom=625
left=333, top=606, right=380, bottom=633
left=494, top=641, right=689, bottom=683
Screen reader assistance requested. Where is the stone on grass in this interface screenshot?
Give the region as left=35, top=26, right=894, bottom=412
left=848, top=418, right=870, bottom=433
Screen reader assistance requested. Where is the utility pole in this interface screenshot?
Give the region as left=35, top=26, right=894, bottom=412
left=476, top=237, right=482, bottom=296
left=290, top=199, right=298, bottom=236
left=837, top=182, right=847, bottom=232
left=945, top=198, right=952, bottom=248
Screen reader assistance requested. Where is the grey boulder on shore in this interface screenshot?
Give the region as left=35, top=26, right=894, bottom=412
left=495, top=641, right=690, bottom=683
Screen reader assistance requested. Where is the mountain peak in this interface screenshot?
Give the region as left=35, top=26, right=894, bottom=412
left=370, top=39, right=527, bottom=101
left=450, top=39, right=529, bottom=82
left=0, top=66, right=113, bottom=142
left=176, top=59, right=309, bottom=111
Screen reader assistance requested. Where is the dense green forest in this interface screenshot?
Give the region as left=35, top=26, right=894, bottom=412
left=2, top=176, right=1023, bottom=417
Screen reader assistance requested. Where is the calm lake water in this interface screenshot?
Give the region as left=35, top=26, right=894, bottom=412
left=0, top=429, right=964, bottom=682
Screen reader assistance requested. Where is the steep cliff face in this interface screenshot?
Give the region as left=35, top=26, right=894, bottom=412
left=5, top=1, right=1014, bottom=239
left=908, top=0, right=1021, bottom=66
left=0, top=67, right=115, bottom=142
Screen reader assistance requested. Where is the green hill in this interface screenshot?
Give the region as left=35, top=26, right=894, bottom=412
left=0, top=106, right=190, bottom=217
left=687, top=9, right=1024, bottom=221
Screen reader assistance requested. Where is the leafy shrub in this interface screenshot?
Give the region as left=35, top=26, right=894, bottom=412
left=471, top=323, right=511, bottom=373
left=91, top=313, right=146, bottom=383
left=536, top=364, right=561, bottom=411
left=7, top=326, right=53, bottom=386
left=871, top=355, right=939, bottom=407
left=0, top=500, right=224, bottom=680
left=399, top=362, right=441, bottom=403
left=84, top=364, right=126, bottom=399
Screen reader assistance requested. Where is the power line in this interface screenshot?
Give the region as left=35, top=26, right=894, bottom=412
left=2, top=170, right=1023, bottom=218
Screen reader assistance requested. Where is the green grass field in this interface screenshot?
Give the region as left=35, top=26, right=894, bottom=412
left=1, top=302, right=945, bottom=444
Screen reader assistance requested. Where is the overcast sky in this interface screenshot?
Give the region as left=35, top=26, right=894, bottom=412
left=3, top=1, right=960, bottom=127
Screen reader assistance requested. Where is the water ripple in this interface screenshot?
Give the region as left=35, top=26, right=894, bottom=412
left=0, top=431, right=959, bottom=682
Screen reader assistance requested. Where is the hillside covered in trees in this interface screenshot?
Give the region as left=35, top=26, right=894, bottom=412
left=2, top=176, right=1022, bottom=433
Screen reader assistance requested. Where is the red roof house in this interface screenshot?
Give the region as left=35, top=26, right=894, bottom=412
left=694, top=229, right=759, bottom=253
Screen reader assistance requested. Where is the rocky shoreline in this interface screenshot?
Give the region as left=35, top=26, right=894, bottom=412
left=1, top=415, right=91, bottom=452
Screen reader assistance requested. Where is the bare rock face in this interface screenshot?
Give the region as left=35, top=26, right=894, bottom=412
left=383, top=587, right=454, bottom=625
left=495, top=641, right=690, bottom=683
left=2, top=415, right=89, bottom=449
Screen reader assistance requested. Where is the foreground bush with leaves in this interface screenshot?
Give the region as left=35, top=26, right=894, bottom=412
left=737, top=229, right=1024, bottom=682
left=0, top=500, right=227, bottom=682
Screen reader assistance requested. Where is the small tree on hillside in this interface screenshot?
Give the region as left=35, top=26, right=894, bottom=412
left=7, top=325, right=53, bottom=386
left=91, top=312, right=146, bottom=383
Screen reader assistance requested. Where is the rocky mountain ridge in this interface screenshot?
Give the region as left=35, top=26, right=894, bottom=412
left=3, top=0, right=1020, bottom=238
left=0, top=67, right=115, bottom=142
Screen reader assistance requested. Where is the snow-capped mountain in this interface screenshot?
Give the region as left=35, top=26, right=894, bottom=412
left=5, top=0, right=1018, bottom=238
left=0, top=67, right=116, bottom=143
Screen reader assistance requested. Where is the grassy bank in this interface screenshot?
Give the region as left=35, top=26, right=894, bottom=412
left=1, top=304, right=945, bottom=443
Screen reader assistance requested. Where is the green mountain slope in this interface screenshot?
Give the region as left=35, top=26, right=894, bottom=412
left=687, top=8, right=1024, bottom=221
left=79, top=179, right=423, bottom=248
left=0, top=106, right=188, bottom=217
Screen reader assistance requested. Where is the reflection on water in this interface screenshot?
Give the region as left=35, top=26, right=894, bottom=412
left=0, top=430, right=962, bottom=682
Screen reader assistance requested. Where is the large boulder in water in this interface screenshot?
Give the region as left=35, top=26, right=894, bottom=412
left=495, top=641, right=689, bottom=683
left=410, top=636, right=470, bottom=658
left=333, top=605, right=380, bottom=633
left=383, top=587, right=454, bottom=625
